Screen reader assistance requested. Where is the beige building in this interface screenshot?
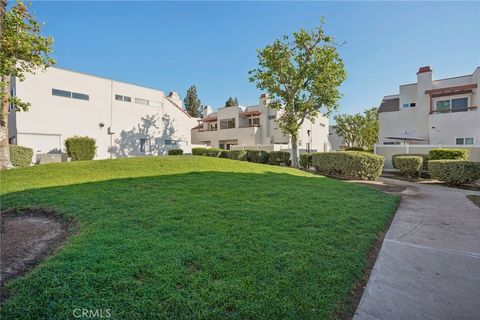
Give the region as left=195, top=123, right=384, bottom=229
left=328, top=125, right=347, bottom=151
left=377, top=66, right=480, bottom=168
left=191, top=94, right=330, bottom=153
left=9, top=67, right=198, bottom=161
left=378, top=66, right=479, bottom=145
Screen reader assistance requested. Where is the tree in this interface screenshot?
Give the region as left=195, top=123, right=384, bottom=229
left=249, top=19, right=346, bottom=168
left=183, top=85, right=201, bottom=117
left=224, top=96, right=239, bottom=107
left=333, top=107, right=379, bottom=150
left=0, top=0, right=54, bottom=169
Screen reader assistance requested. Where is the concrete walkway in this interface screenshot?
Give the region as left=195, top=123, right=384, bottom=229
left=354, top=177, right=480, bottom=320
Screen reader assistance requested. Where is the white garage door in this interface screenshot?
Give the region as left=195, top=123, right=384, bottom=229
left=17, top=133, right=62, bottom=154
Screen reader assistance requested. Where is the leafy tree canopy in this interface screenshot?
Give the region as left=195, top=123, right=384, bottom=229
left=333, top=107, right=379, bottom=150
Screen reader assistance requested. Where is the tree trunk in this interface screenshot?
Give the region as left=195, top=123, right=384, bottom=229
left=291, top=133, right=300, bottom=168
left=0, top=76, right=11, bottom=169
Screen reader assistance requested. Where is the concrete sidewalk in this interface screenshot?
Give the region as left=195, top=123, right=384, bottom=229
left=354, top=178, right=480, bottom=320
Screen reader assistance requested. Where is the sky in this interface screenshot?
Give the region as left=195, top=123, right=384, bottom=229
left=22, top=1, right=480, bottom=117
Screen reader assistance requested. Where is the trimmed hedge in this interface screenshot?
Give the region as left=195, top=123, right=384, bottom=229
left=224, top=150, right=247, bottom=161
left=393, top=154, right=428, bottom=171
left=192, top=148, right=206, bottom=156
left=311, top=151, right=384, bottom=180
left=246, top=150, right=269, bottom=164
left=300, top=153, right=313, bottom=169
left=344, top=147, right=365, bottom=151
left=9, top=145, right=33, bottom=167
left=428, top=160, right=480, bottom=186
left=429, top=148, right=469, bottom=161
left=395, top=156, right=423, bottom=178
left=65, top=136, right=96, bottom=161
left=268, top=151, right=291, bottom=166
left=192, top=148, right=222, bottom=157
left=168, top=149, right=183, bottom=155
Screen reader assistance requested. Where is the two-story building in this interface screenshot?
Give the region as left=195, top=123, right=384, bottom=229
left=8, top=67, right=198, bottom=161
left=376, top=66, right=480, bottom=168
left=191, top=94, right=330, bottom=153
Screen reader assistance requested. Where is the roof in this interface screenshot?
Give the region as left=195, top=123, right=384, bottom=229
left=379, top=98, right=399, bottom=113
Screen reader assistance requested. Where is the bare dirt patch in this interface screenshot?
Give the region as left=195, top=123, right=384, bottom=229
left=0, top=208, right=73, bottom=295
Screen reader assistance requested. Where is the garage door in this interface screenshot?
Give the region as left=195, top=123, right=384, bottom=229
left=17, top=133, right=62, bottom=154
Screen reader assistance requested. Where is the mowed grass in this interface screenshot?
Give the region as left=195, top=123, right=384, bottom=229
left=0, top=156, right=398, bottom=319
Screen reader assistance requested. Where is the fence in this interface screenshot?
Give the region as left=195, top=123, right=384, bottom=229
left=375, top=144, right=480, bottom=169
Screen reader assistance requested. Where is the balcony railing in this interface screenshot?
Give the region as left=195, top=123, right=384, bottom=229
left=239, top=124, right=261, bottom=128
left=197, top=128, right=217, bottom=132
left=430, top=106, right=477, bottom=114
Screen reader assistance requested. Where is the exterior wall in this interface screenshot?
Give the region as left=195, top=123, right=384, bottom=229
left=328, top=125, right=346, bottom=151
left=376, top=144, right=480, bottom=169
left=191, top=96, right=330, bottom=152
left=378, top=67, right=480, bottom=146
left=12, top=67, right=197, bottom=161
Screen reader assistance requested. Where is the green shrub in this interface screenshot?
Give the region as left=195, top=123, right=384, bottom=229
left=393, top=154, right=428, bottom=171
left=192, top=148, right=207, bottom=156
left=246, top=150, right=269, bottom=164
left=9, top=145, right=33, bottom=167
left=429, top=148, right=469, bottom=160
left=344, top=147, right=365, bottom=151
left=219, top=150, right=230, bottom=158
left=65, top=136, right=96, bottom=161
left=300, top=153, right=313, bottom=169
left=226, top=150, right=248, bottom=161
left=395, top=156, right=423, bottom=178
left=205, top=148, right=222, bottom=157
left=168, top=149, right=183, bottom=155
left=311, top=151, right=384, bottom=180
left=268, top=151, right=291, bottom=166
left=428, top=160, right=480, bottom=186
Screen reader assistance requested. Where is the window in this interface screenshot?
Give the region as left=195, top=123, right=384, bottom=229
left=435, top=100, right=450, bottom=112
left=52, top=88, right=71, bottom=98
left=456, top=138, right=464, bottom=145
left=451, top=98, right=468, bottom=112
left=140, top=139, right=146, bottom=152
left=135, top=98, right=149, bottom=105
left=72, top=92, right=89, bottom=101
left=268, top=115, right=276, bottom=120
left=465, top=138, right=474, bottom=145
left=165, top=139, right=177, bottom=145
left=320, top=123, right=326, bottom=127
left=248, top=118, right=260, bottom=126
left=116, top=94, right=132, bottom=102
left=220, top=118, right=235, bottom=129
left=402, top=103, right=409, bottom=108
left=124, top=96, right=131, bottom=102
left=458, top=137, right=474, bottom=145
left=410, top=103, right=416, bottom=107
left=115, top=95, right=123, bottom=101
left=403, top=102, right=416, bottom=108
left=209, top=123, right=217, bottom=131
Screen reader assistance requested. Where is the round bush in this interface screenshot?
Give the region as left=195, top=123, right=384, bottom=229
left=395, top=156, right=423, bottom=178
left=300, top=153, right=313, bottom=169
left=168, top=149, right=183, bottom=155
left=429, top=148, right=469, bottom=160
left=311, top=151, right=384, bottom=180
left=268, top=151, right=291, bottom=166
left=392, top=154, right=428, bottom=171
left=428, top=160, right=480, bottom=186
left=9, top=145, right=33, bottom=167
left=65, top=136, right=96, bottom=161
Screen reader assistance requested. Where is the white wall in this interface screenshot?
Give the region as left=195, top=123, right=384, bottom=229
left=13, top=67, right=197, bottom=161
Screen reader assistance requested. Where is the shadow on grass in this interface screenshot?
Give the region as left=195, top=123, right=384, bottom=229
left=1, top=171, right=399, bottom=320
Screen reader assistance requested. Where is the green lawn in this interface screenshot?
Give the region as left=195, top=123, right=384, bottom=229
left=0, top=156, right=398, bottom=319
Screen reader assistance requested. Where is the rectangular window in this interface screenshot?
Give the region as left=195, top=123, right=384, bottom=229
left=52, top=88, right=71, bottom=98
left=140, top=138, right=146, bottom=152
left=220, top=118, right=235, bottom=129
left=465, top=138, right=474, bottom=145
left=451, top=98, right=468, bottom=112
left=135, top=98, right=149, bottom=105
left=72, top=92, right=89, bottom=101
left=165, top=139, right=177, bottom=145
left=268, top=115, right=276, bottom=120
left=410, top=103, right=416, bottom=107
left=248, top=118, right=260, bottom=126
left=456, top=138, right=464, bottom=145
left=435, top=100, right=450, bottom=112
left=124, top=96, right=131, bottom=102
left=115, top=95, right=123, bottom=101
left=402, top=103, right=409, bottom=108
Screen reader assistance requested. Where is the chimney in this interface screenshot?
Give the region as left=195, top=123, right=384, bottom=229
left=203, top=105, right=212, bottom=118
left=167, top=91, right=182, bottom=108
left=259, top=93, right=269, bottom=106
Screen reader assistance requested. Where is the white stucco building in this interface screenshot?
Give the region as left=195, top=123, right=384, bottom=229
left=191, top=94, right=330, bottom=153
left=378, top=66, right=479, bottom=145
left=8, top=67, right=198, bottom=161
left=376, top=66, right=480, bottom=168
